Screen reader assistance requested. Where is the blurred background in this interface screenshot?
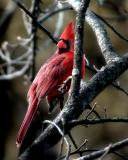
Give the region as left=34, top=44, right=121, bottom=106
left=0, top=0, right=128, bottom=160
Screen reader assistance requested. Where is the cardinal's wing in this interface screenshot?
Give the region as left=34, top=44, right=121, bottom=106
left=28, top=53, right=73, bottom=102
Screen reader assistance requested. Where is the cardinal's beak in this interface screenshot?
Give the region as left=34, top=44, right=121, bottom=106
left=57, top=40, right=67, bottom=49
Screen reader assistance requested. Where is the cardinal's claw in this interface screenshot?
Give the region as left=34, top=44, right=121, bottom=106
left=58, top=76, right=72, bottom=94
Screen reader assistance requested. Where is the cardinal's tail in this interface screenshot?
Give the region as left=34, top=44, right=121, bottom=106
left=16, top=97, right=39, bottom=147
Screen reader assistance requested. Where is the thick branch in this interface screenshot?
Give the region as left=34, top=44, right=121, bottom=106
left=69, top=0, right=90, bottom=111
left=79, top=55, right=128, bottom=109
left=66, top=0, right=90, bottom=154
left=86, top=10, right=120, bottom=63
left=68, top=0, right=119, bottom=63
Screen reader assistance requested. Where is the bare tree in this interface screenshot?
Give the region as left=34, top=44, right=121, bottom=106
left=0, top=0, right=128, bottom=160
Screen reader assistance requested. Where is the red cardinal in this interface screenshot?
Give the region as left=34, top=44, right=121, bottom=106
left=16, top=22, right=86, bottom=147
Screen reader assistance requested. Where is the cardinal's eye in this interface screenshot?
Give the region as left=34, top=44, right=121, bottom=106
left=57, top=39, right=70, bottom=53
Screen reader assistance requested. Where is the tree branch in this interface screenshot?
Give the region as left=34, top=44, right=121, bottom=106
left=68, top=0, right=120, bottom=63
left=93, top=12, right=128, bottom=43
left=39, top=5, right=71, bottom=24
left=13, top=0, right=58, bottom=44
left=31, top=0, right=40, bottom=80
left=68, top=117, right=128, bottom=128
left=75, top=138, right=128, bottom=160
left=85, top=10, right=120, bottom=63
left=69, top=0, right=90, bottom=114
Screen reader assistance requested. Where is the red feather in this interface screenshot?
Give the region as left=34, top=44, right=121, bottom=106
left=16, top=22, right=86, bottom=147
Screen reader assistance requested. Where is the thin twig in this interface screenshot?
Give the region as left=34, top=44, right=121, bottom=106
left=68, top=132, right=78, bottom=149
left=31, top=0, right=40, bottom=80
left=93, top=12, right=128, bottom=43
left=72, top=139, right=88, bottom=154
left=13, top=0, right=58, bottom=44
left=39, top=5, right=71, bottom=23
left=75, top=138, right=128, bottom=160
left=85, top=103, right=98, bottom=119
left=113, top=151, right=128, bottom=160
left=67, top=132, right=83, bottom=157
left=68, top=117, right=128, bottom=128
